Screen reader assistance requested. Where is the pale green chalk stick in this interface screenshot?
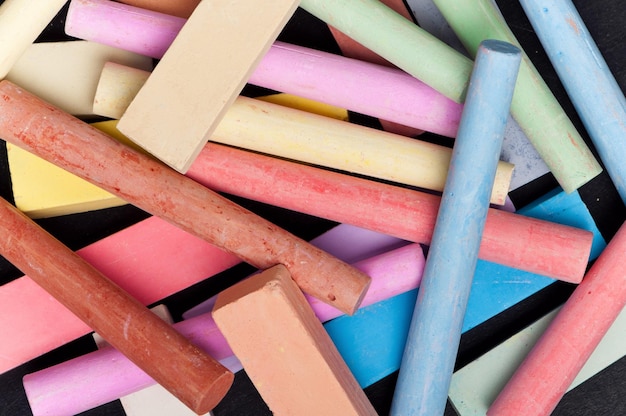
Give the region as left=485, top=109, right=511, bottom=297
left=429, top=0, right=602, bottom=192
left=300, top=0, right=602, bottom=193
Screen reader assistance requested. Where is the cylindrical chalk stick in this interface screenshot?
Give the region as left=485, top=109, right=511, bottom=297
left=65, top=0, right=185, bottom=60
left=24, top=244, right=424, bottom=416
left=93, top=62, right=149, bottom=119
left=390, top=39, right=521, bottom=416
left=300, top=0, right=602, bottom=193
left=70, top=0, right=464, bottom=138
left=188, top=143, right=592, bottom=283
left=93, top=64, right=512, bottom=204
left=0, top=197, right=232, bottom=414
left=0, top=80, right=370, bottom=316
left=518, top=0, right=626, bottom=205
left=430, top=0, right=602, bottom=193
left=0, top=0, right=68, bottom=78
left=115, top=0, right=200, bottom=18
left=488, top=220, right=626, bottom=415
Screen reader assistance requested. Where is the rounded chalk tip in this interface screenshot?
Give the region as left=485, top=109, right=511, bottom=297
left=479, top=39, right=522, bottom=57
left=191, top=367, right=235, bottom=414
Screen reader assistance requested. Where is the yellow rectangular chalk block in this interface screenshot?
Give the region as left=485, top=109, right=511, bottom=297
left=212, top=265, right=378, bottom=416
left=6, top=41, right=153, bottom=116
left=117, top=0, right=299, bottom=173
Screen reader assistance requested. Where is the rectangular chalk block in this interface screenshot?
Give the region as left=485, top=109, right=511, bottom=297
left=213, top=264, right=378, bottom=416
left=117, top=0, right=299, bottom=172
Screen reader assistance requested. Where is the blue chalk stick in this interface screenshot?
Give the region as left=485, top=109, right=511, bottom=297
left=519, top=0, right=626, bottom=204
left=324, top=188, right=605, bottom=390
left=389, top=40, right=521, bottom=416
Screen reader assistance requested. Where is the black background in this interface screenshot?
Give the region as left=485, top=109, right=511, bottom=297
left=0, top=1, right=625, bottom=415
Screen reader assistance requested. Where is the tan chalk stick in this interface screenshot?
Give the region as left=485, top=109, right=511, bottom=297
left=0, top=0, right=67, bottom=78
left=7, top=41, right=152, bottom=116
left=0, top=80, right=370, bottom=316
left=213, top=265, right=378, bottom=416
left=117, top=0, right=299, bottom=173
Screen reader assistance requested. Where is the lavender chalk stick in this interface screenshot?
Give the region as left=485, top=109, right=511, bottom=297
left=390, top=40, right=521, bottom=416
left=518, top=0, right=626, bottom=205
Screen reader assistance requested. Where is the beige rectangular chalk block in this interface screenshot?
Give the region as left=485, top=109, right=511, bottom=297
left=117, top=0, right=299, bottom=173
left=213, top=265, right=378, bottom=416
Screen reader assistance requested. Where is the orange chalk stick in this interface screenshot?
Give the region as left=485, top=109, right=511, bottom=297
left=116, top=0, right=199, bottom=18
left=0, top=196, right=232, bottom=414
left=213, top=264, right=378, bottom=416
left=187, top=143, right=593, bottom=283
left=0, top=80, right=370, bottom=315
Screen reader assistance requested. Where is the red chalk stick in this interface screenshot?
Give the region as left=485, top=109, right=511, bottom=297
left=0, top=80, right=370, bottom=316
left=0, top=197, right=232, bottom=413
left=0, top=216, right=241, bottom=374
left=187, top=142, right=592, bottom=283
left=115, top=0, right=199, bottom=18
left=487, top=220, right=626, bottom=415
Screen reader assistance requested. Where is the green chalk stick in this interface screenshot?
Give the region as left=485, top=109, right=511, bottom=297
left=430, top=0, right=602, bottom=192
left=300, top=0, right=602, bottom=193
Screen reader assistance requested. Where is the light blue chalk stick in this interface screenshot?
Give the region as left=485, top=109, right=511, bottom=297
left=324, top=186, right=605, bottom=390
left=519, top=0, right=626, bottom=204
left=389, top=40, right=521, bottom=416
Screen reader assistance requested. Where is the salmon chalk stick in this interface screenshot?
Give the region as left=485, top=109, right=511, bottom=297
left=299, top=0, right=602, bottom=193
left=67, top=0, right=463, bottom=138
left=518, top=0, right=626, bottom=205
left=188, top=142, right=592, bottom=283
left=92, top=64, right=512, bottom=204
left=0, top=0, right=68, bottom=78
left=430, top=0, right=603, bottom=194
left=213, top=265, right=378, bottom=416
left=0, top=197, right=233, bottom=413
left=488, top=220, right=626, bottom=415
left=0, top=80, right=370, bottom=316
left=116, top=0, right=299, bottom=172
left=390, top=40, right=521, bottom=416
left=24, top=244, right=423, bottom=416
left=115, top=0, right=199, bottom=18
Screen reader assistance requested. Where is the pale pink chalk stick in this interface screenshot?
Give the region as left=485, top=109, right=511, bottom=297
left=0, top=216, right=240, bottom=375
left=0, top=80, right=370, bottom=316
left=23, top=244, right=424, bottom=416
left=66, top=0, right=463, bottom=137
left=488, top=221, right=626, bottom=416
left=187, top=143, right=592, bottom=283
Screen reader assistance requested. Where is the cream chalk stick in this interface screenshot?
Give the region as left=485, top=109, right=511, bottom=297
left=94, top=65, right=513, bottom=204
left=0, top=0, right=67, bottom=78
left=213, top=265, right=378, bottom=416
left=6, top=41, right=152, bottom=116
left=116, top=0, right=299, bottom=172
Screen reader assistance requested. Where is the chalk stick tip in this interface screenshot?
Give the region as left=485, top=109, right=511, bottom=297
left=480, top=39, right=522, bottom=56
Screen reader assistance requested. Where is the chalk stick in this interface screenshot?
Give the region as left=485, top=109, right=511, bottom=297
left=518, top=0, right=626, bottom=205
left=390, top=39, right=521, bottom=416
left=0, top=215, right=241, bottom=375
left=116, top=0, right=298, bottom=172
left=115, top=0, right=199, bottom=18
left=188, top=142, right=592, bottom=282
left=0, top=80, right=369, bottom=316
left=406, top=0, right=468, bottom=54
left=256, top=93, right=349, bottom=121
left=322, top=186, right=605, bottom=389
left=487, top=220, right=626, bottom=415
left=0, top=197, right=232, bottom=414
left=213, top=265, right=378, bottom=416
left=68, top=0, right=464, bottom=138
left=0, top=0, right=67, bottom=78
left=431, top=0, right=602, bottom=193
left=299, top=0, right=602, bottom=193
left=5, top=41, right=152, bottom=116
left=24, top=244, right=423, bottom=416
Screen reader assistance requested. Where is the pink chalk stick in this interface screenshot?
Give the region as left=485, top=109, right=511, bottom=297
left=188, top=143, right=592, bottom=283
left=66, top=0, right=463, bottom=137
left=0, top=216, right=240, bottom=375
left=65, top=0, right=184, bottom=60
left=487, top=221, right=626, bottom=416
left=23, top=244, right=425, bottom=416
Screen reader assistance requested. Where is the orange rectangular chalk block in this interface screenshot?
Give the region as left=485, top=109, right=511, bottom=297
left=117, top=0, right=299, bottom=172
left=213, top=265, right=378, bottom=416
